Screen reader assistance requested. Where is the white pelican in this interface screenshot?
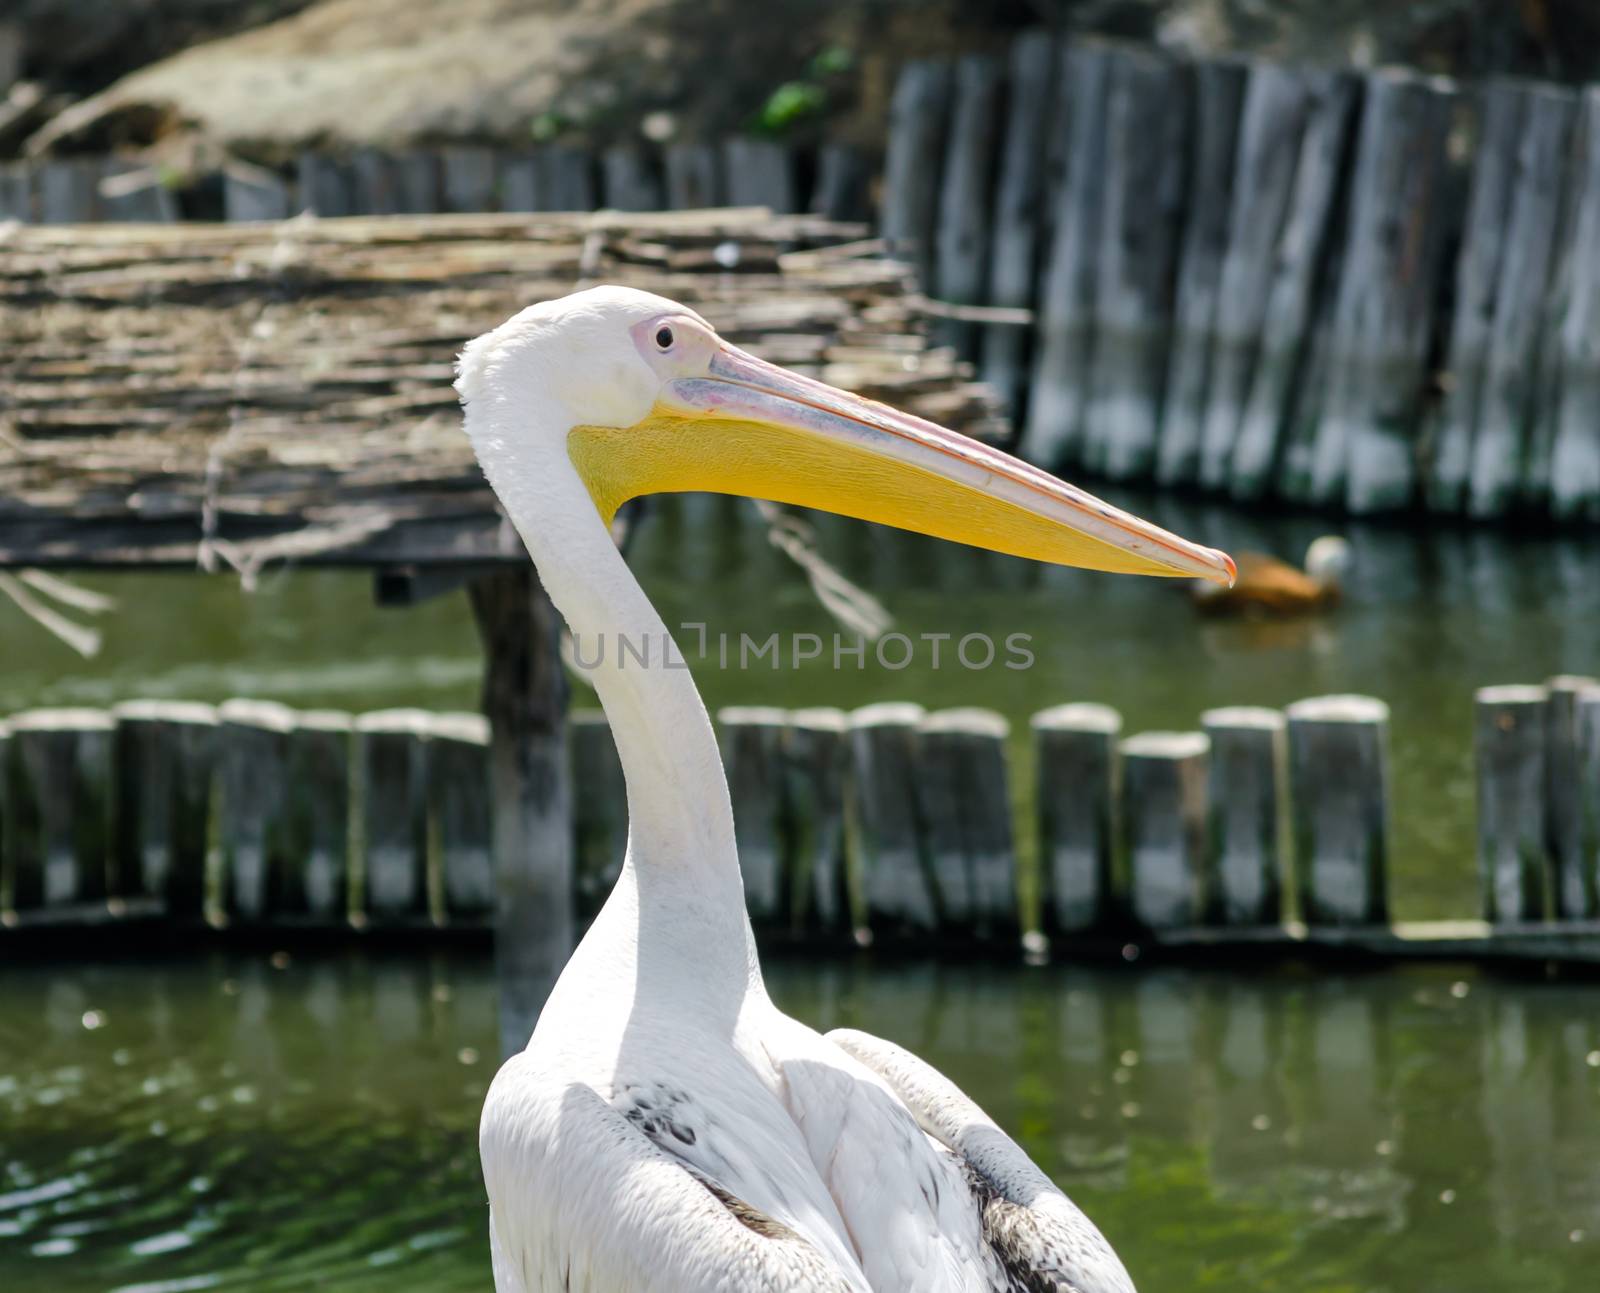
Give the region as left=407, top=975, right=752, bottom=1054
left=456, top=286, right=1234, bottom=1293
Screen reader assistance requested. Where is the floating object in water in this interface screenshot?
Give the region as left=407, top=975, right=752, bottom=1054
left=1192, top=535, right=1350, bottom=617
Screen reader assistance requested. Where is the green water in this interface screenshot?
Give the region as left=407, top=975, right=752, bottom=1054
left=1, top=951, right=1595, bottom=1292
left=2, top=491, right=1596, bottom=920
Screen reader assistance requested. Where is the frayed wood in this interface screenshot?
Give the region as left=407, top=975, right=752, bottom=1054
left=914, top=708, right=1016, bottom=936
left=354, top=709, right=432, bottom=922
left=1032, top=702, right=1120, bottom=934
left=1474, top=684, right=1549, bottom=923
left=111, top=700, right=216, bottom=916
left=1120, top=731, right=1209, bottom=930
left=1545, top=676, right=1598, bottom=918
left=284, top=710, right=353, bottom=923
left=1202, top=706, right=1285, bottom=925
left=1, top=709, right=113, bottom=912
left=849, top=701, right=935, bottom=934
left=216, top=699, right=295, bottom=923
left=782, top=707, right=851, bottom=934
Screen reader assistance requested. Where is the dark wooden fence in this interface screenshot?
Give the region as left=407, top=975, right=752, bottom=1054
left=4, top=680, right=1597, bottom=959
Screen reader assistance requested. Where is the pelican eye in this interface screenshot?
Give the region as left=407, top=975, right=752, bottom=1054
left=654, top=325, right=675, bottom=350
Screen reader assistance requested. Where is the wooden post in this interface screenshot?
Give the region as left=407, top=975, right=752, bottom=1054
left=1309, top=70, right=1456, bottom=513
left=1577, top=689, right=1600, bottom=910
left=570, top=710, right=627, bottom=920
left=1032, top=703, right=1121, bottom=935
left=0, top=721, right=8, bottom=908
left=427, top=712, right=494, bottom=923
left=782, top=707, right=852, bottom=934
left=441, top=146, right=499, bottom=213
left=1201, top=706, right=1285, bottom=925
left=811, top=144, right=870, bottom=222
left=1082, top=45, right=1189, bottom=482
left=0, top=162, right=32, bottom=222
left=355, top=709, right=432, bottom=923
left=499, top=152, right=541, bottom=212
left=1, top=709, right=113, bottom=912
left=665, top=143, right=723, bottom=210
left=284, top=709, right=352, bottom=924
left=223, top=162, right=291, bottom=222
left=1474, top=684, right=1549, bottom=923
left=539, top=147, right=596, bottom=211
left=1120, top=731, right=1208, bottom=930
left=393, top=151, right=442, bottom=213
left=1023, top=41, right=1111, bottom=470
left=601, top=146, right=662, bottom=211
left=296, top=153, right=354, bottom=216
left=881, top=58, right=954, bottom=286
left=1156, top=59, right=1247, bottom=487
left=723, top=138, right=796, bottom=214
left=216, top=699, right=294, bottom=923
left=914, top=709, right=1016, bottom=937
left=1426, top=81, right=1525, bottom=512
left=932, top=53, right=1003, bottom=356
left=469, top=568, right=572, bottom=1058
left=111, top=700, right=216, bottom=916
left=980, top=29, right=1056, bottom=419
left=1462, top=85, right=1578, bottom=518
left=99, top=160, right=179, bottom=222
left=38, top=159, right=100, bottom=222
left=1545, top=87, right=1600, bottom=522
left=1285, top=695, right=1390, bottom=926
left=717, top=706, right=789, bottom=927
left=848, top=701, right=935, bottom=935
left=350, top=148, right=403, bottom=214
left=1545, top=675, right=1598, bottom=918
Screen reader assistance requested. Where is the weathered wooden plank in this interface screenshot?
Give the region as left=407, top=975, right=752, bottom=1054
left=1156, top=59, right=1247, bottom=487
left=1120, top=731, right=1208, bottom=930
left=1310, top=70, right=1457, bottom=513
left=914, top=708, right=1015, bottom=936
left=427, top=712, right=494, bottom=921
left=1462, top=85, right=1577, bottom=517
left=979, top=29, right=1057, bottom=418
left=1545, top=675, right=1598, bottom=918
left=601, top=146, right=663, bottom=212
left=849, top=701, right=935, bottom=934
left=284, top=709, right=352, bottom=923
left=1286, top=695, right=1390, bottom=925
left=1426, top=81, right=1525, bottom=512
left=1023, top=41, right=1113, bottom=470
left=881, top=57, right=954, bottom=287
left=665, top=143, right=723, bottom=210
left=223, top=162, right=292, bottom=222
left=441, top=146, right=500, bottom=214
left=717, top=705, right=789, bottom=927
left=355, top=709, right=431, bottom=923
left=1032, top=702, right=1120, bottom=935
left=723, top=138, right=796, bottom=214
left=811, top=143, right=871, bottom=222
left=570, top=710, right=627, bottom=919
left=782, top=707, right=852, bottom=934
left=296, top=153, right=354, bottom=216
left=1545, top=87, right=1600, bottom=522
left=1, top=709, right=113, bottom=912
left=111, top=700, right=216, bottom=915
left=1082, top=46, right=1190, bottom=482
left=931, top=53, right=1004, bottom=356
left=1474, top=684, right=1548, bottom=923
left=216, top=699, right=294, bottom=923
left=1202, top=705, right=1285, bottom=925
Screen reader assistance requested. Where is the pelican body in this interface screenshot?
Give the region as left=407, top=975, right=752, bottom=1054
left=455, top=287, right=1233, bottom=1293
left=1191, top=536, right=1350, bottom=618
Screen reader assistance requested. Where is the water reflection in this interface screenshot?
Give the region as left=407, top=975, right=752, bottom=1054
left=11, top=953, right=1593, bottom=1290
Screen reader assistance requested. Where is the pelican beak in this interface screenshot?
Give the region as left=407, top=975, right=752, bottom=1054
left=567, top=344, right=1235, bottom=585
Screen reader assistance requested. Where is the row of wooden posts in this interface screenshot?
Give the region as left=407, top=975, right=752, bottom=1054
left=883, top=34, right=1600, bottom=522
left=3, top=680, right=1597, bottom=941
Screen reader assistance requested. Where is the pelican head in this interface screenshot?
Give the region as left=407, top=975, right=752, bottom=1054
left=458, top=285, right=1235, bottom=583
left=1304, top=535, right=1351, bottom=591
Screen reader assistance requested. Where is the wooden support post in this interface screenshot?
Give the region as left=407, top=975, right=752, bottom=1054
left=469, top=567, right=572, bottom=1058
left=350, top=148, right=404, bottom=214
left=216, top=699, right=294, bottom=923
left=393, top=151, right=442, bottom=213
left=498, top=152, right=541, bottom=212
left=0, top=721, right=7, bottom=908
left=1156, top=59, right=1246, bottom=487
left=1032, top=703, right=1121, bottom=935
left=1309, top=70, right=1456, bottom=513
left=441, top=146, right=499, bottom=213
left=811, top=144, right=871, bottom=222
left=848, top=701, right=935, bottom=935
left=914, top=709, right=1016, bottom=937
left=782, top=707, right=851, bottom=934
left=0, top=162, right=33, bottom=222
left=111, top=700, right=216, bottom=916
left=1474, top=684, right=1549, bottom=923
left=1, top=709, right=113, bottom=912
left=223, top=162, right=291, bottom=222
left=881, top=58, right=954, bottom=287
left=99, top=161, right=178, bottom=222
left=1578, top=690, right=1600, bottom=909
left=1120, top=731, right=1208, bottom=930
left=1545, top=675, right=1598, bottom=918
left=1201, top=706, right=1285, bottom=925
left=355, top=709, right=431, bottom=924
left=296, top=153, right=354, bottom=216
left=723, top=138, right=796, bottom=214
left=980, top=29, right=1056, bottom=419
left=284, top=710, right=352, bottom=924
left=570, top=711, right=627, bottom=919
left=665, top=143, right=723, bottom=210
left=1023, top=41, right=1111, bottom=469
left=716, top=706, right=789, bottom=927
left=1285, top=695, right=1391, bottom=925
left=601, top=147, right=662, bottom=212
left=932, top=52, right=1003, bottom=356
left=1545, top=87, right=1600, bottom=522
left=427, top=713, right=494, bottom=923
left=540, top=147, right=596, bottom=211
left=38, top=159, right=100, bottom=222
